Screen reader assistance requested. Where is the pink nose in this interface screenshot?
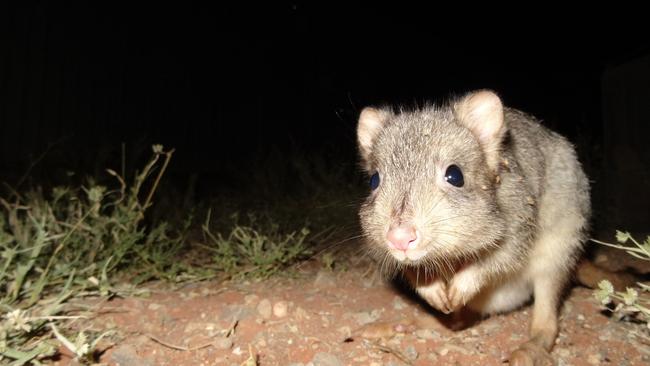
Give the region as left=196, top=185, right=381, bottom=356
left=387, top=225, right=418, bottom=251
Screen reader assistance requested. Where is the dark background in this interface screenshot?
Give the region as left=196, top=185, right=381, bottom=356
left=1, top=3, right=648, bottom=232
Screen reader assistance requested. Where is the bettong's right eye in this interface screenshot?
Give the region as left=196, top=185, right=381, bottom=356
left=370, top=172, right=380, bottom=190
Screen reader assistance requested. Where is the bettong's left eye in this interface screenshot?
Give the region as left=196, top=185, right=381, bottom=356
left=444, top=164, right=464, bottom=187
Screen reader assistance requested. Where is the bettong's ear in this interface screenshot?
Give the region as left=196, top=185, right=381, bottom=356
left=454, top=90, right=506, bottom=171
left=357, top=107, right=391, bottom=171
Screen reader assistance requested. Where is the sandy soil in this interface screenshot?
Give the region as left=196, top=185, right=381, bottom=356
left=52, top=256, right=649, bottom=366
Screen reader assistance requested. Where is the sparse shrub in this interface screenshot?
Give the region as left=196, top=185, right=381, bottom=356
left=593, top=231, right=650, bottom=330
left=0, top=145, right=192, bottom=364
left=0, top=144, right=318, bottom=364
left=200, top=211, right=312, bottom=280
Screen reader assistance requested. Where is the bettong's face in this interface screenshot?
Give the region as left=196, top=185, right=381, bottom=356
left=358, top=106, right=504, bottom=276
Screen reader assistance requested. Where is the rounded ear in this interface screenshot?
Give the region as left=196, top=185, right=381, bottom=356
left=357, top=107, right=390, bottom=170
left=454, top=90, right=506, bottom=171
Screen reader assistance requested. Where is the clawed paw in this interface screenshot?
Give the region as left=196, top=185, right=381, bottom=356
left=416, top=279, right=452, bottom=314
left=446, top=270, right=480, bottom=311
left=410, top=265, right=481, bottom=314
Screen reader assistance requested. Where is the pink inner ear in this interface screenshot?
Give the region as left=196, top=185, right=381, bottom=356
left=456, top=91, right=505, bottom=171
left=461, top=91, right=504, bottom=146
left=357, top=107, right=388, bottom=161
left=477, top=114, right=502, bottom=143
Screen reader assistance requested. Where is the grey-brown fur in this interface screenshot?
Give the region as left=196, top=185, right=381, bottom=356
left=357, top=90, right=590, bottom=365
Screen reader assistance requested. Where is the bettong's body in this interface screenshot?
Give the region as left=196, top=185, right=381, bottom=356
left=357, top=90, right=590, bottom=365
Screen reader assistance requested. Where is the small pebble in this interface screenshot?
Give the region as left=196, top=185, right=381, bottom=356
left=273, top=301, right=289, bottom=317
left=257, top=299, right=272, bottom=319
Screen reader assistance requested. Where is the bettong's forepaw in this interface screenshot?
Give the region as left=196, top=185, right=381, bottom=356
left=446, top=268, right=480, bottom=311
left=416, top=279, right=452, bottom=314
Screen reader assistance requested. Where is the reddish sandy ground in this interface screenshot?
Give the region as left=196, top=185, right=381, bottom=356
left=53, top=256, right=649, bottom=366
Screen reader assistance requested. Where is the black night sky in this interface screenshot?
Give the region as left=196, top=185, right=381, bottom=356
left=1, top=3, right=649, bottom=231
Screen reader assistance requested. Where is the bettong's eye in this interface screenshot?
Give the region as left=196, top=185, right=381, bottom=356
left=444, top=164, right=464, bottom=187
left=370, top=172, right=380, bottom=190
